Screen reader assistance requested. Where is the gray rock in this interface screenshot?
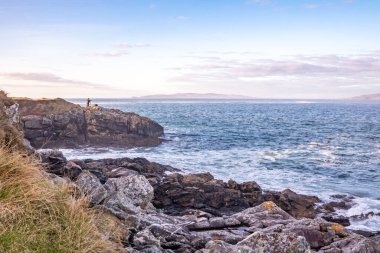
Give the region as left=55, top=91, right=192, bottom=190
left=64, top=161, right=83, bottom=179
left=264, top=189, right=320, bottom=218
left=38, top=149, right=68, bottom=174
left=190, top=229, right=248, bottom=247
left=45, top=172, right=70, bottom=185
left=283, top=218, right=336, bottom=249
left=196, top=240, right=235, bottom=253
left=107, top=167, right=140, bottom=178
left=199, top=232, right=311, bottom=253
left=237, top=231, right=311, bottom=253
left=24, top=115, right=43, bottom=129
left=102, top=175, right=154, bottom=215
left=232, top=201, right=295, bottom=227
left=75, top=171, right=107, bottom=206
left=318, top=233, right=380, bottom=253
left=133, top=229, right=161, bottom=248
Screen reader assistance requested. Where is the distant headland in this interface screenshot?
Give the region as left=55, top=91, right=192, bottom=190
left=135, top=93, right=254, bottom=99
left=350, top=93, right=380, bottom=100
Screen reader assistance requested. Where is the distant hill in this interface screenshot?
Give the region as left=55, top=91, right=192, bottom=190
left=351, top=93, right=380, bottom=100
left=136, top=93, right=253, bottom=99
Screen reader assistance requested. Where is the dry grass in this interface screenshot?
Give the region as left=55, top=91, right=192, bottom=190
left=0, top=91, right=14, bottom=108
left=0, top=148, right=124, bottom=252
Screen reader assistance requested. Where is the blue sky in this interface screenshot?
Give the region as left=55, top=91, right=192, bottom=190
left=0, top=0, right=379, bottom=98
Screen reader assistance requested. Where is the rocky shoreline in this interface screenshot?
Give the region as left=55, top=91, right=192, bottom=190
left=38, top=150, right=380, bottom=252
left=3, top=96, right=380, bottom=252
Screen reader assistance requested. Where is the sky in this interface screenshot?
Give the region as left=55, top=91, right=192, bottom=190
left=0, top=0, right=380, bottom=98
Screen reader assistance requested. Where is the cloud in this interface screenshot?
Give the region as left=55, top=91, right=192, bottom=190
left=338, top=84, right=362, bottom=88
left=88, top=42, right=151, bottom=57
left=246, top=0, right=272, bottom=5
left=92, top=50, right=128, bottom=57
left=113, top=43, right=151, bottom=49
left=1, top=72, right=109, bottom=89
left=174, top=16, right=189, bottom=21
left=168, top=54, right=380, bottom=86
left=304, top=3, right=321, bottom=9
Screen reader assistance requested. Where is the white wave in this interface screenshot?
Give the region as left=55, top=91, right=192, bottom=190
left=60, top=146, right=380, bottom=231
left=294, top=101, right=316, bottom=104
left=344, top=198, right=380, bottom=217
left=333, top=197, right=380, bottom=231
left=308, top=141, right=324, bottom=146
left=349, top=215, right=380, bottom=232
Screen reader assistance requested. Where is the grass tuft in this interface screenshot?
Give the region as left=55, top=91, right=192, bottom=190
left=0, top=148, right=123, bottom=252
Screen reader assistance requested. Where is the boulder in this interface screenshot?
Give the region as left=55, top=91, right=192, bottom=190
left=198, top=232, right=311, bottom=253
left=38, top=149, right=68, bottom=175
left=38, top=150, right=83, bottom=179
left=153, top=172, right=263, bottom=214
left=232, top=201, right=295, bottom=228
left=264, top=189, right=320, bottom=218
left=102, top=175, right=154, bottom=215
left=133, top=229, right=161, bottom=249
left=318, top=233, right=380, bottom=253
left=75, top=171, right=107, bottom=206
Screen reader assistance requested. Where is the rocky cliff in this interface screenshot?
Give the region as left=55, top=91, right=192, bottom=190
left=14, top=98, right=164, bottom=149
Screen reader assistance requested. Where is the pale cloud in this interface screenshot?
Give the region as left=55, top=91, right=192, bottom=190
left=338, top=84, right=362, bottom=88
left=1, top=72, right=108, bottom=89
left=113, top=43, right=151, bottom=48
left=304, top=3, right=321, bottom=9
left=92, top=50, right=128, bottom=57
left=168, top=54, right=380, bottom=89
left=246, top=0, right=272, bottom=5
left=90, top=42, right=151, bottom=57
left=174, top=16, right=189, bottom=21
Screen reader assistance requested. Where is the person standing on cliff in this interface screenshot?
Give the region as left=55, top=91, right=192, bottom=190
left=86, top=98, right=91, bottom=107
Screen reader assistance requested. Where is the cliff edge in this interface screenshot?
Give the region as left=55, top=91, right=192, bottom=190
left=14, top=98, right=164, bottom=149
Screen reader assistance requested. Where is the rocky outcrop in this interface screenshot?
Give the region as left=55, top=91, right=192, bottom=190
left=0, top=91, right=34, bottom=152
left=153, top=172, right=264, bottom=215
left=37, top=151, right=380, bottom=253
left=264, top=189, right=320, bottom=218
left=14, top=98, right=164, bottom=148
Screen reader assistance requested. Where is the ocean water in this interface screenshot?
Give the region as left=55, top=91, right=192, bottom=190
left=64, top=99, right=380, bottom=231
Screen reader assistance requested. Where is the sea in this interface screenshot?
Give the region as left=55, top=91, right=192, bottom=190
left=63, top=98, right=380, bottom=232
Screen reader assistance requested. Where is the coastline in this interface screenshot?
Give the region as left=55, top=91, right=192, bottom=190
left=17, top=97, right=380, bottom=232
left=58, top=146, right=380, bottom=231
left=58, top=141, right=380, bottom=234
left=3, top=95, right=379, bottom=252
